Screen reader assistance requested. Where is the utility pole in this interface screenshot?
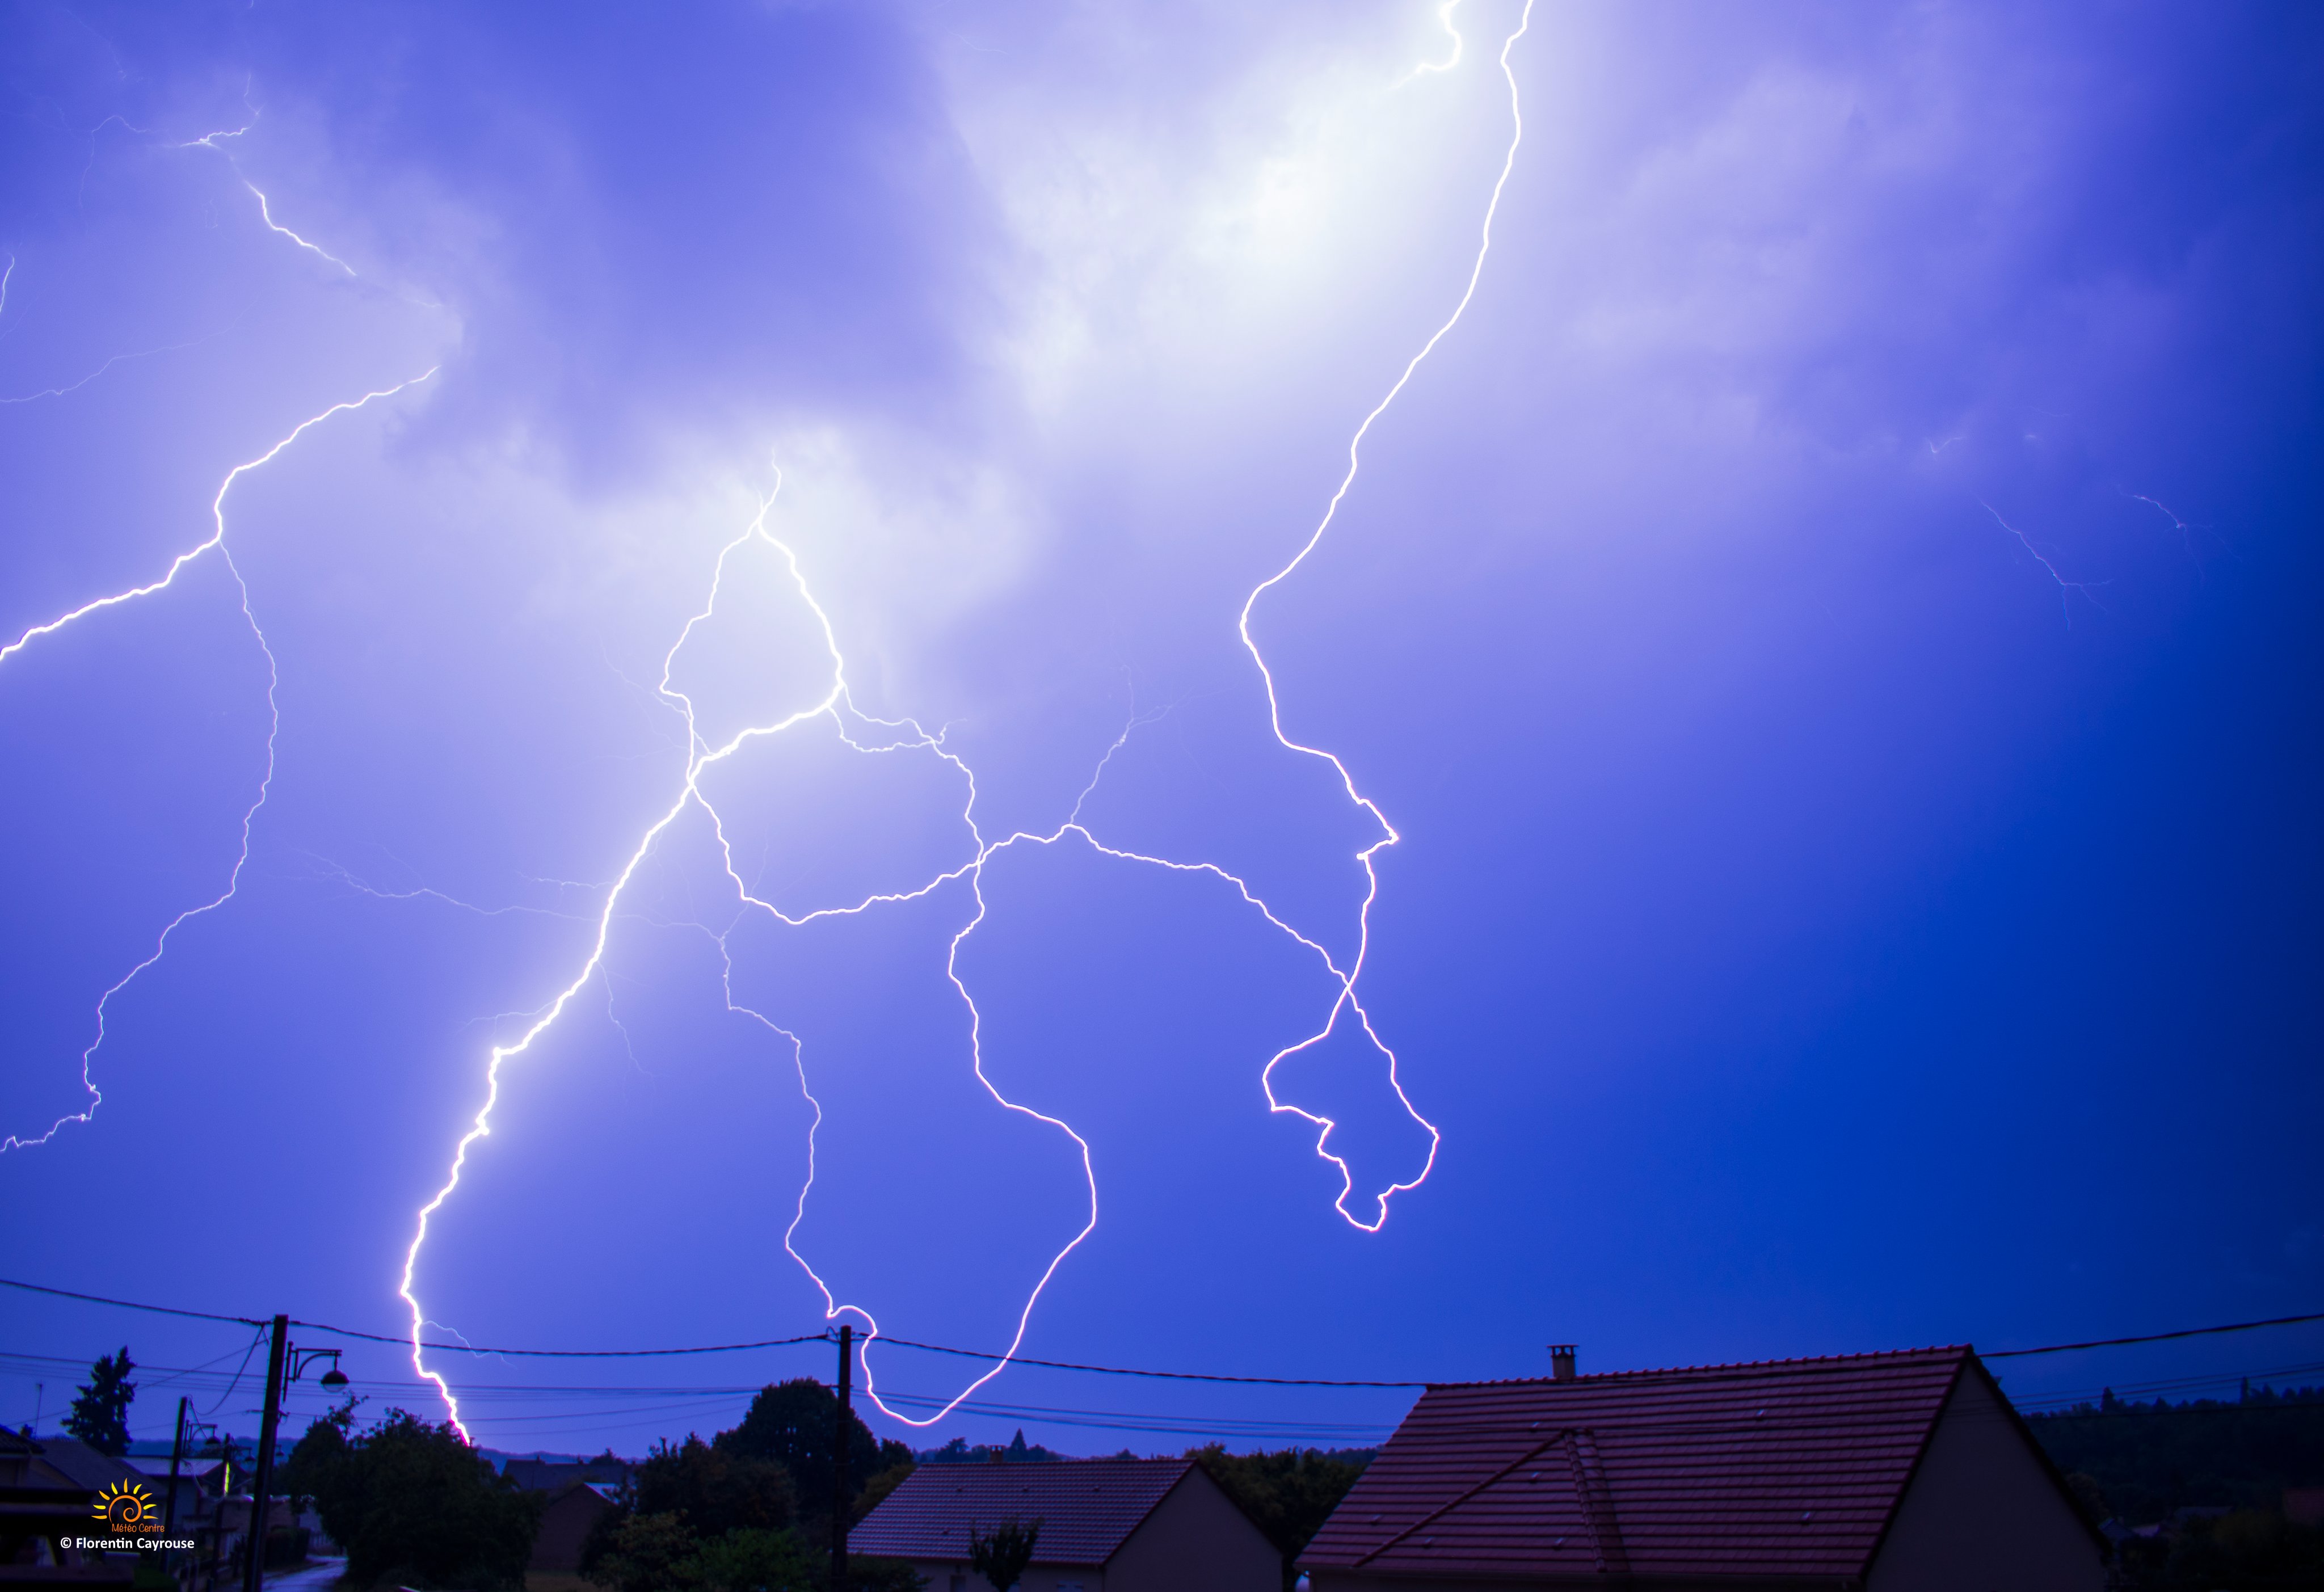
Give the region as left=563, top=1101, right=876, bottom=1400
left=830, top=1324, right=853, bottom=1592
left=241, top=1315, right=289, bottom=1592
left=164, top=1396, right=191, bottom=1536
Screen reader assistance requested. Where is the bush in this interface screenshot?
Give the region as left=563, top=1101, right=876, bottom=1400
left=2116, top=1509, right=2324, bottom=1590
left=579, top=1504, right=926, bottom=1591
left=293, top=1408, right=540, bottom=1591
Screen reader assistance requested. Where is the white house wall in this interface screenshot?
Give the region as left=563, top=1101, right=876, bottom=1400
left=1866, top=1368, right=2106, bottom=1592
left=1106, top=1470, right=1279, bottom=1592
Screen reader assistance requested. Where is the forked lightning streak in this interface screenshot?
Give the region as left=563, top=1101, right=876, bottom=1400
left=402, top=0, right=1535, bottom=1434
left=0, top=373, right=436, bottom=1153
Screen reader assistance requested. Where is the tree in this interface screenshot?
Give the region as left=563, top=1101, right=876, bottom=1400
left=1187, top=1445, right=1371, bottom=1591
left=683, top=1525, right=821, bottom=1592
left=590, top=1513, right=910, bottom=1592
left=965, top=1518, right=1039, bottom=1591
left=279, top=1395, right=365, bottom=1509
left=301, top=1409, right=540, bottom=1591
left=589, top=1512, right=700, bottom=1592
left=854, top=1460, right=914, bottom=1523
left=64, top=1348, right=136, bottom=1456
left=634, top=1436, right=797, bottom=1535
left=2027, top=1385, right=2324, bottom=1524
left=715, top=1380, right=911, bottom=1524
left=580, top=1437, right=799, bottom=1590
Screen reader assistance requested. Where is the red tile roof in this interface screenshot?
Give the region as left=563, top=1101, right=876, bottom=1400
left=1302, top=1346, right=1976, bottom=1581
left=851, top=1458, right=1194, bottom=1567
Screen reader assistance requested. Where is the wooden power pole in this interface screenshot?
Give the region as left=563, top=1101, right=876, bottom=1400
left=241, top=1315, right=289, bottom=1592
left=831, top=1323, right=853, bottom=1592
left=163, top=1395, right=191, bottom=1536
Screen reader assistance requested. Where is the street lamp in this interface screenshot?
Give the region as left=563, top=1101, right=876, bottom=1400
left=291, top=1348, right=348, bottom=1390
left=241, top=1326, right=351, bottom=1592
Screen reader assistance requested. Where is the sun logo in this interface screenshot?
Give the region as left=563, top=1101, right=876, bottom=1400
left=91, top=1480, right=157, bottom=1534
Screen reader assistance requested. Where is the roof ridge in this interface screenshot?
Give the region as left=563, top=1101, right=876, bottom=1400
left=1431, top=1344, right=1973, bottom=1388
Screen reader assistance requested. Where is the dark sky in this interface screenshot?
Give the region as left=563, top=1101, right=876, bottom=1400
left=2, top=0, right=2319, bottom=1456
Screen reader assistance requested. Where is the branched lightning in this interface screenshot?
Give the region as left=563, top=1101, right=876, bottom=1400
left=1399, top=0, right=1468, bottom=85
left=241, top=182, right=358, bottom=277
left=399, top=483, right=848, bottom=1439
left=0, top=334, right=217, bottom=406
left=0, top=371, right=436, bottom=1152
left=179, top=107, right=360, bottom=277
left=2127, top=490, right=2214, bottom=573
left=1233, top=0, right=1537, bottom=1230
left=1977, top=497, right=2104, bottom=620
left=401, top=0, right=1535, bottom=1438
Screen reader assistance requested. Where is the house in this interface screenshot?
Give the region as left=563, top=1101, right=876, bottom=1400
left=212, top=1489, right=309, bottom=1580
left=529, top=1480, right=621, bottom=1573
left=504, top=1455, right=634, bottom=1493
left=0, top=1430, right=148, bottom=1584
left=1300, top=1345, right=2107, bottom=1591
left=120, top=1452, right=229, bottom=1532
left=851, top=1455, right=1278, bottom=1591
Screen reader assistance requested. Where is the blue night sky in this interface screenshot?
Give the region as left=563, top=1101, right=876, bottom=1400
left=2, top=0, right=2319, bottom=1459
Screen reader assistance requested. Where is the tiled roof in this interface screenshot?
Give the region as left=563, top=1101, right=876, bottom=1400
left=121, top=1454, right=227, bottom=1479
left=20, top=1436, right=148, bottom=1496
left=1302, top=1346, right=1974, bottom=1581
left=851, top=1458, right=1193, bottom=1566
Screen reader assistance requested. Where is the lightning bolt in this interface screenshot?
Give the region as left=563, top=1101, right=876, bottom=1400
left=1399, top=0, right=1468, bottom=85
left=2126, top=490, right=2212, bottom=573
left=399, top=0, right=1534, bottom=1437
left=178, top=104, right=360, bottom=277
left=0, top=334, right=218, bottom=406
left=239, top=182, right=357, bottom=277
left=1977, top=498, right=2104, bottom=619
left=1233, top=0, right=1538, bottom=1229
left=0, top=371, right=437, bottom=1153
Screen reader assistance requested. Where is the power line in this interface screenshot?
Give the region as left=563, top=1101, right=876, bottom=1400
left=1, top=1276, right=262, bottom=1329
left=869, top=1334, right=1425, bottom=1388
left=289, top=1317, right=831, bottom=1360
left=0, top=1277, right=1418, bottom=1385
left=1984, top=1309, right=2324, bottom=1358
left=0, top=1279, right=827, bottom=1361
left=9, top=1274, right=2321, bottom=1387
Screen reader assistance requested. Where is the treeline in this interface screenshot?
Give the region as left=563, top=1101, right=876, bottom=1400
left=1186, top=1446, right=1372, bottom=1592
left=2027, top=1383, right=2324, bottom=1522
left=281, top=1380, right=921, bottom=1592
left=919, top=1430, right=1068, bottom=1464
left=2026, top=1384, right=2324, bottom=1592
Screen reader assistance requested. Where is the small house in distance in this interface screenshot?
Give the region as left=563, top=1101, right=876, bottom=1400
left=1300, top=1345, right=2106, bottom=1591
left=851, top=1455, right=1277, bottom=1591
left=529, top=1480, right=621, bottom=1575
left=0, top=1431, right=149, bottom=1585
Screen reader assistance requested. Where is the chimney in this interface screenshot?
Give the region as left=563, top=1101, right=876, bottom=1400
left=1550, top=1345, right=1577, bottom=1382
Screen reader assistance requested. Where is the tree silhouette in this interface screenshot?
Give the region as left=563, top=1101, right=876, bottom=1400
left=64, top=1348, right=136, bottom=1456
left=716, top=1378, right=908, bottom=1522
left=966, top=1517, right=1040, bottom=1591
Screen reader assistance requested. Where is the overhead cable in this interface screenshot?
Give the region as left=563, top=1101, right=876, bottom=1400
left=10, top=1275, right=2321, bottom=1384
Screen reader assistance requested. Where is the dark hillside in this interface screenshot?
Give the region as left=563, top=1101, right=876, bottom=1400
left=2026, top=1384, right=2324, bottom=1523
